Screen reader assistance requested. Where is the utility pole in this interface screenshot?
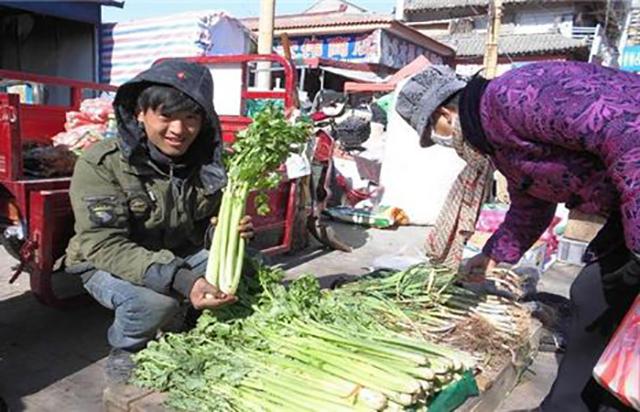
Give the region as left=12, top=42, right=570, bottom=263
left=257, top=0, right=276, bottom=90
left=483, top=0, right=509, bottom=202
left=483, top=0, right=502, bottom=79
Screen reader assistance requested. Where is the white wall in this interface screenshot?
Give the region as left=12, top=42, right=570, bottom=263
left=304, top=0, right=366, bottom=14
left=208, top=64, right=244, bottom=116
left=511, top=5, right=575, bottom=35
left=379, top=78, right=466, bottom=225
left=455, top=63, right=513, bottom=76
left=411, top=4, right=578, bottom=37
left=415, top=27, right=450, bottom=37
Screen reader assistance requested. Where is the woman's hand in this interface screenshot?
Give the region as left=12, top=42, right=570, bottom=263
left=461, top=253, right=497, bottom=282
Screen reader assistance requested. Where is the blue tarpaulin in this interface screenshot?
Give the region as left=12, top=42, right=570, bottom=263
left=621, top=45, right=640, bottom=72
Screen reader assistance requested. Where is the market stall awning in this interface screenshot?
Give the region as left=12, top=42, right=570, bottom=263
left=319, top=65, right=389, bottom=83
left=343, top=55, right=432, bottom=93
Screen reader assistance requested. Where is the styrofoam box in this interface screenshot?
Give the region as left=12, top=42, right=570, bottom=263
left=557, top=237, right=588, bottom=266
left=517, top=242, right=547, bottom=272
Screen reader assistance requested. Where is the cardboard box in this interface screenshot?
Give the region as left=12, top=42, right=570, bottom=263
left=563, top=210, right=605, bottom=242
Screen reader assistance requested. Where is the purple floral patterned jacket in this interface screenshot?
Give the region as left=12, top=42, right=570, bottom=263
left=479, top=61, right=640, bottom=263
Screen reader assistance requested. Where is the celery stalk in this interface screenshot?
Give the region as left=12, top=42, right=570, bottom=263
left=205, top=188, right=230, bottom=285
left=221, top=187, right=243, bottom=292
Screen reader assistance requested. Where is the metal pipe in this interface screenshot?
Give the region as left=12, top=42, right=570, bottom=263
left=299, top=67, right=306, bottom=92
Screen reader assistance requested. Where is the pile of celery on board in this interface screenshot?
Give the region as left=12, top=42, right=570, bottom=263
left=132, top=263, right=531, bottom=412
left=333, top=265, right=531, bottom=377
left=206, top=104, right=310, bottom=294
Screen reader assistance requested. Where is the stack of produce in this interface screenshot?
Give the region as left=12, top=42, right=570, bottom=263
left=53, top=97, right=114, bottom=152
left=132, top=263, right=530, bottom=411
left=332, top=265, right=530, bottom=375
left=335, top=266, right=529, bottom=338
left=23, top=98, right=115, bottom=177
left=22, top=143, right=78, bottom=178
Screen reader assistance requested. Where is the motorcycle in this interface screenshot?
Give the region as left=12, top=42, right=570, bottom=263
left=304, top=90, right=375, bottom=252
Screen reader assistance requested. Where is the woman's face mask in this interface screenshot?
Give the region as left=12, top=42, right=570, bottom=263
left=429, top=113, right=461, bottom=147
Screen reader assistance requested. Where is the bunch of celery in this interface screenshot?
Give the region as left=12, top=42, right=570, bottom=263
left=205, top=105, right=310, bottom=294
left=334, top=264, right=530, bottom=374
left=335, top=265, right=528, bottom=339
left=134, top=266, right=475, bottom=411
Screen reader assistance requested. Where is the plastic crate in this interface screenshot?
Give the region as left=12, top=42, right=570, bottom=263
left=557, top=237, right=588, bottom=265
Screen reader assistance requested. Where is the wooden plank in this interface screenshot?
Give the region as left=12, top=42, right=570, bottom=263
left=103, top=384, right=154, bottom=412
left=131, top=392, right=168, bottom=412
left=460, top=319, right=543, bottom=412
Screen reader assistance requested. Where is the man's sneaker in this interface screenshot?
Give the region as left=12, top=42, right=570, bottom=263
left=105, top=348, right=135, bottom=384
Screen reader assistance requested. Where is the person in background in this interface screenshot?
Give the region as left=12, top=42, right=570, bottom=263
left=396, top=62, right=640, bottom=411
left=65, top=60, right=253, bottom=384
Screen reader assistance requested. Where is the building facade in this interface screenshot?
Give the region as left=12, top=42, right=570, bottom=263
left=399, top=0, right=626, bottom=75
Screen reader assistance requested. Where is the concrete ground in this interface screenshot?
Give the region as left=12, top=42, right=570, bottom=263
left=0, top=223, right=580, bottom=411
left=0, top=252, right=112, bottom=411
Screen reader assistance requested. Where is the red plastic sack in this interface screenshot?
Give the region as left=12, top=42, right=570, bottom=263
left=79, top=98, right=113, bottom=123
left=52, top=124, right=105, bottom=151
left=593, top=295, right=640, bottom=410
left=65, top=112, right=95, bottom=130
left=64, top=98, right=114, bottom=130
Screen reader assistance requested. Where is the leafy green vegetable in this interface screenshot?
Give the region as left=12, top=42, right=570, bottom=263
left=206, top=104, right=311, bottom=294
left=133, top=263, right=528, bottom=411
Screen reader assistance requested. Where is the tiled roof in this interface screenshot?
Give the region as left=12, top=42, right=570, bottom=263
left=436, top=32, right=588, bottom=57
left=405, top=0, right=566, bottom=12
left=242, top=12, right=394, bottom=31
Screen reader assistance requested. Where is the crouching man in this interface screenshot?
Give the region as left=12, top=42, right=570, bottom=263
left=65, top=60, right=253, bottom=384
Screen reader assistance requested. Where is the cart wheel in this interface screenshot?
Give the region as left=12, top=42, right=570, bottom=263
left=290, top=205, right=309, bottom=252
left=0, top=228, right=23, bottom=261
left=0, top=188, right=24, bottom=261
left=290, top=177, right=310, bottom=252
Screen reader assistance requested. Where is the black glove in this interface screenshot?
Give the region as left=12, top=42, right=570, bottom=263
left=601, top=252, right=640, bottom=289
